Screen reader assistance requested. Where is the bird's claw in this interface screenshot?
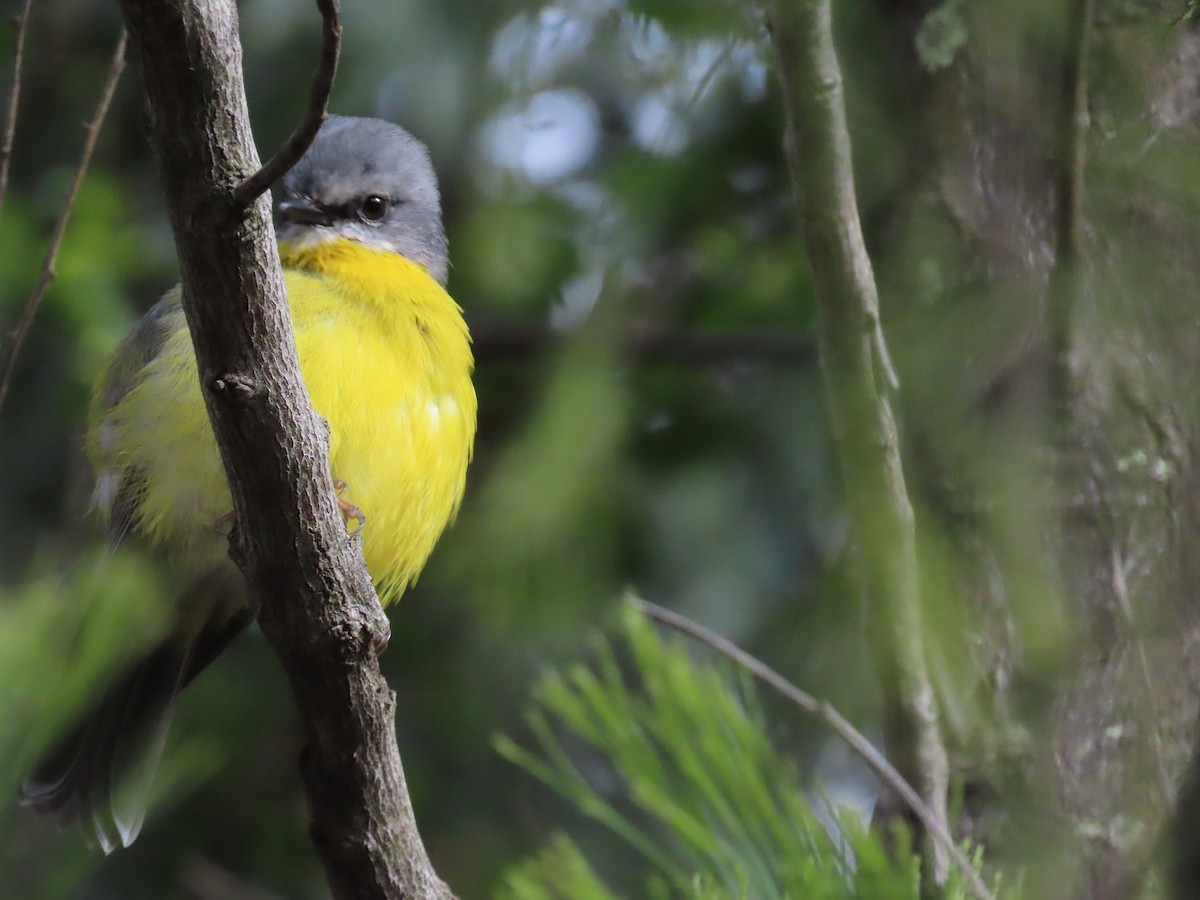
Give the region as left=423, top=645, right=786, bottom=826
left=333, top=479, right=366, bottom=536
left=214, top=485, right=364, bottom=537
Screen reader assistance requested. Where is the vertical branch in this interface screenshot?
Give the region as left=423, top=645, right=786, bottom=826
left=0, top=30, right=127, bottom=413
left=114, top=0, right=453, bottom=896
left=0, top=0, right=33, bottom=221
left=1047, top=0, right=1093, bottom=420
left=766, top=0, right=950, bottom=883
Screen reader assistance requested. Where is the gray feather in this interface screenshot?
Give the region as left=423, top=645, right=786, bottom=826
left=274, top=116, right=450, bottom=285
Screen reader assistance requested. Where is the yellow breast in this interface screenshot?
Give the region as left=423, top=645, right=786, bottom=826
left=283, top=239, right=476, bottom=602
left=93, top=238, right=476, bottom=606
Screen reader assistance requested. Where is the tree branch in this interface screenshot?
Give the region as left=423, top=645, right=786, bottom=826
left=1047, top=0, right=1093, bottom=427
left=635, top=599, right=993, bottom=900
left=231, top=0, right=341, bottom=209
left=470, top=321, right=816, bottom=367
left=0, top=0, right=33, bottom=221
left=0, top=30, right=126, bottom=413
left=765, top=0, right=951, bottom=883
left=114, top=1, right=452, bottom=897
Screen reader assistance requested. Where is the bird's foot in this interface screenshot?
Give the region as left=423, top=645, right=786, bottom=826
left=214, top=484, right=364, bottom=536
left=333, top=479, right=366, bottom=535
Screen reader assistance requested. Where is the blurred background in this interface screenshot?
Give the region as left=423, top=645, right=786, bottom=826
left=2, top=0, right=1200, bottom=897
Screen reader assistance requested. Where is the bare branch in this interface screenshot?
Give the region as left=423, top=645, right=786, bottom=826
left=1046, top=0, right=1093, bottom=420
left=471, top=321, right=816, bottom=367
left=1052, top=0, right=1093, bottom=272
left=635, top=598, right=994, bottom=900
left=0, top=29, right=126, bottom=413
left=0, top=0, right=33, bottom=221
left=182, top=858, right=286, bottom=900
left=115, top=0, right=452, bottom=895
left=230, top=0, right=340, bottom=209
left=1110, top=544, right=1174, bottom=805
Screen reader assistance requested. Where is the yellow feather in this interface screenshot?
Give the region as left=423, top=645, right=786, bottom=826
left=91, top=238, right=476, bottom=607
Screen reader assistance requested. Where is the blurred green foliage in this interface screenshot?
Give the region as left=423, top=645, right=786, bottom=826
left=0, top=550, right=171, bottom=898
left=915, top=1, right=971, bottom=72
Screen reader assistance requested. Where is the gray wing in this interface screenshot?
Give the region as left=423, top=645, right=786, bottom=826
left=90, top=290, right=186, bottom=551
left=21, top=289, right=251, bottom=852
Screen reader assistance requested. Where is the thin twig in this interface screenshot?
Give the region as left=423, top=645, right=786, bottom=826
left=0, top=29, right=126, bottom=413
left=634, top=598, right=995, bottom=900
left=182, top=858, right=286, bottom=900
left=1110, top=544, right=1175, bottom=805
left=1054, top=0, right=1093, bottom=269
left=0, top=0, right=34, bottom=221
left=231, top=0, right=340, bottom=208
left=1046, top=0, right=1092, bottom=417
left=470, top=321, right=816, bottom=366
left=872, top=315, right=900, bottom=391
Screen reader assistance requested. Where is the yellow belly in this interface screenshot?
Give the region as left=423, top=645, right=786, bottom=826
left=93, top=240, right=476, bottom=605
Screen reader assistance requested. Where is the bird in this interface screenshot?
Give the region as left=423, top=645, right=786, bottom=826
left=20, top=115, right=477, bottom=852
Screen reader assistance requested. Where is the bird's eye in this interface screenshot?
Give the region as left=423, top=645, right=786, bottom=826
left=359, top=195, right=390, bottom=222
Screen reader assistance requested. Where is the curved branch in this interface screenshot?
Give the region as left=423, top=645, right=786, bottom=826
left=0, top=30, right=126, bottom=413
left=636, top=599, right=993, bottom=900
left=0, top=0, right=34, bottom=221
left=231, top=0, right=341, bottom=209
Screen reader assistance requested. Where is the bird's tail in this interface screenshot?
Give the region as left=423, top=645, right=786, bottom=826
left=20, top=571, right=249, bottom=853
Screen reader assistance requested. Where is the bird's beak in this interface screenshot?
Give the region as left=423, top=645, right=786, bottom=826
left=278, top=197, right=335, bottom=226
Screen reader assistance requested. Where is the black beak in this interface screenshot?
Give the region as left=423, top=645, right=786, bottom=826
left=278, top=197, right=335, bottom=226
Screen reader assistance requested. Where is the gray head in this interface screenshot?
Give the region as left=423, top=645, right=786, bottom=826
left=274, top=116, right=449, bottom=285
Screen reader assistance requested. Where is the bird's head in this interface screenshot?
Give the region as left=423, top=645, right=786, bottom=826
left=274, top=115, right=449, bottom=285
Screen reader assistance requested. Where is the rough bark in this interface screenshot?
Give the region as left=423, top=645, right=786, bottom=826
left=115, top=1, right=453, bottom=897
left=766, top=0, right=950, bottom=883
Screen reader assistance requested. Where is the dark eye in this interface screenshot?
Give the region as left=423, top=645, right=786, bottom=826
left=359, top=194, right=390, bottom=222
